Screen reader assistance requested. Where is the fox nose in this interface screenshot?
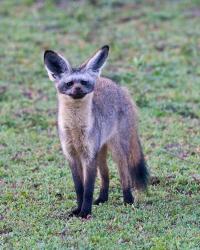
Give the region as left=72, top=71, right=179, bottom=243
left=75, top=87, right=81, bottom=92
left=73, top=86, right=82, bottom=95
left=70, top=86, right=86, bottom=99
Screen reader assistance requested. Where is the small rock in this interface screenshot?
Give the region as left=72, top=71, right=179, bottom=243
left=191, top=174, right=200, bottom=184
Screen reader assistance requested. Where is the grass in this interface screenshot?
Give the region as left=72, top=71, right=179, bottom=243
left=0, top=0, right=200, bottom=249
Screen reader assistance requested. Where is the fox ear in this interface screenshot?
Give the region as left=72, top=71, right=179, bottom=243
left=44, top=50, right=71, bottom=81
left=84, top=45, right=109, bottom=74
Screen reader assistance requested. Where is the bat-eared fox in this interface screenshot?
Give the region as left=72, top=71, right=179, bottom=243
left=44, top=45, right=149, bottom=218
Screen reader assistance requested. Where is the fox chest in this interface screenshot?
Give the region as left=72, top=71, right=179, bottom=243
left=58, top=122, right=93, bottom=162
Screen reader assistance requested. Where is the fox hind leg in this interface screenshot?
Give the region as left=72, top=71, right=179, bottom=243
left=94, top=145, right=109, bottom=205
left=108, top=138, right=134, bottom=205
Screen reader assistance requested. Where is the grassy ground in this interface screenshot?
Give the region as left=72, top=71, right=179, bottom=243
left=0, top=0, right=200, bottom=249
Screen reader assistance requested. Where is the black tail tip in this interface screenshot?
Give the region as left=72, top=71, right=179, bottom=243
left=101, top=45, right=109, bottom=52
left=130, top=157, right=149, bottom=190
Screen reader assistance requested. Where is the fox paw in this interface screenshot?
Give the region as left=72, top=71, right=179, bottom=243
left=78, top=210, right=92, bottom=219
left=68, top=207, right=81, bottom=217
left=93, top=197, right=108, bottom=205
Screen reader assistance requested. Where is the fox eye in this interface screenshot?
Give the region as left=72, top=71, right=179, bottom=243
left=80, top=80, right=88, bottom=85
left=66, top=81, right=74, bottom=87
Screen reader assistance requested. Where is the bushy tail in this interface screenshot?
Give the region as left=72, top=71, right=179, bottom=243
left=128, top=138, right=149, bottom=190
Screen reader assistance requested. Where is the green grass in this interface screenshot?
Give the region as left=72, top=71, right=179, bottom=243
left=0, top=0, right=200, bottom=249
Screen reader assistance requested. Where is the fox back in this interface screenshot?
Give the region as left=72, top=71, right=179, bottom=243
left=44, top=45, right=149, bottom=218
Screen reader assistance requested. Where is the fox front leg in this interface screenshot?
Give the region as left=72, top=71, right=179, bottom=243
left=78, top=158, right=97, bottom=218
left=69, top=159, right=84, bottom=217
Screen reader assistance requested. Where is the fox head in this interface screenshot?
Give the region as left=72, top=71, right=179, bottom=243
left=44, top=45, right=109, bottom=100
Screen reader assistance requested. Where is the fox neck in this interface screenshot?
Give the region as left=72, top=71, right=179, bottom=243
left=57, top=92, right=94, bottom=129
